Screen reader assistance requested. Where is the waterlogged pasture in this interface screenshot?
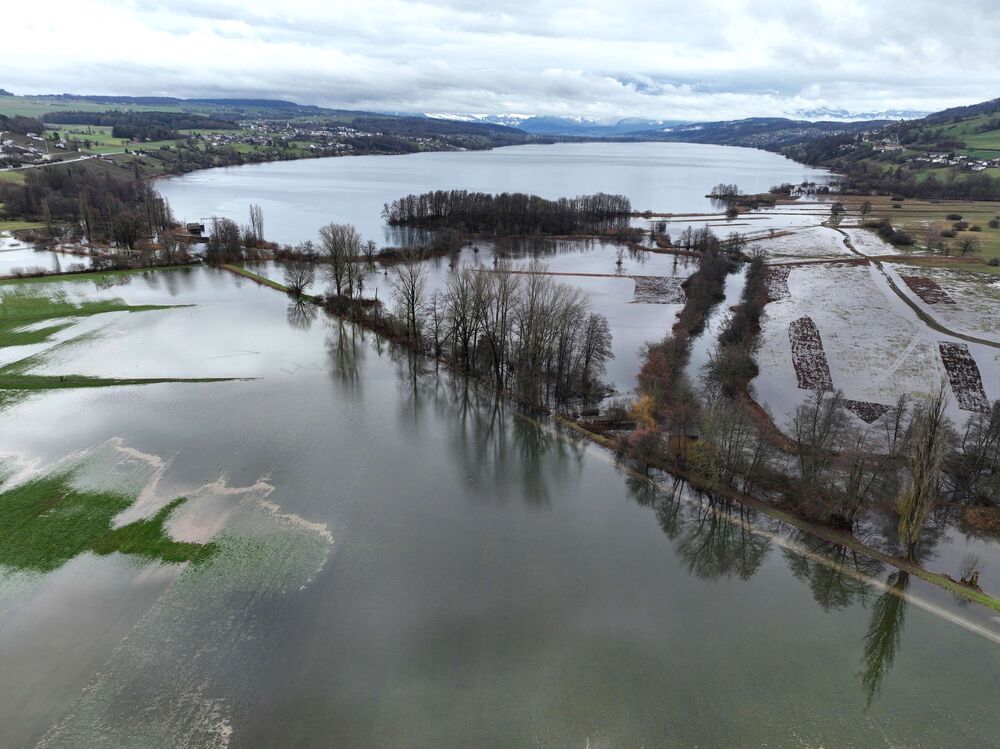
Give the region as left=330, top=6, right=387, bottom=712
left=754, top=261, right=1000, bottom=429
left=885, top=262, right=1000, bottom=343
left=1, top=266, right=1000, bottom=747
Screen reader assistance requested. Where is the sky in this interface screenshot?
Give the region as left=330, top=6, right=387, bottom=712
left=4, top=0, right=1000, bottom=121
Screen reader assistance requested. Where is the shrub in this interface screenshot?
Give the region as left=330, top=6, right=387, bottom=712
left=891, top=195, right=906, bottom=202
left=988, top=258, right=999, bottom=267
left=953, top=221, right=969, bottom=230
left=989, top=218, right=1000, bottom=229
left=892, top=204, right=902, bottom=209
left=941, top=229, right=957, bottom=238
left=970, top=225, right=982, bottom=232
left=946, top=213, right=963, bottom=221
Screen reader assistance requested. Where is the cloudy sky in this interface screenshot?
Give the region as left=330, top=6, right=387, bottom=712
left=5, top=0, right=1000, bottom=121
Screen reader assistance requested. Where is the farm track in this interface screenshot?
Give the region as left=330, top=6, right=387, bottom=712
left=832, top=227, right=1000, bottom=350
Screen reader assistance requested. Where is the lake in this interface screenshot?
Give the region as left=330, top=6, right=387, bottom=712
left=158, top=141, right=832, bottom=245
left=3, top=145, right=1000, bottom=747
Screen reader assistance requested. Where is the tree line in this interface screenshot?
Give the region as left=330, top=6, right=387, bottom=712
left=382, top=190, right=632, bottom=235
left=0, top=160, right=173, bottom=250
left=615, top=234, right=1000, bottom=560
left=280, top=222, right=614, bottom=408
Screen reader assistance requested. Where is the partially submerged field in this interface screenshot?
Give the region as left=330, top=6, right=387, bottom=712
left=753, top=260, right=1000, bottom=430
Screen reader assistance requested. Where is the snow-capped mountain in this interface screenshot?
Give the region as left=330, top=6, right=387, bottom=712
left=422, top=113, right=688, bottom=136
left=794, top=107, right=930, bottom=122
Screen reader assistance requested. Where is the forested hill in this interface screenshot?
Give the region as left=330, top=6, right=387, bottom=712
left=0, top=92, right=538, bottom=147
left=622, top=117, right=887, bottom=150
left=779, top=97, right=1000, bottom=199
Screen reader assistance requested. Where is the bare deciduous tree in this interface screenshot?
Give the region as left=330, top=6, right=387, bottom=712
left=390, top=253, right=428, bottom=340
left=283, top=260, right=315, bottom=297
left=320, top=223, right=364, bottom=297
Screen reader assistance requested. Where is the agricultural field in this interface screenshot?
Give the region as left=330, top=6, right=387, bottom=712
left=753, top=225, right=854, bottom=262
left=753, top=261, right=1000, bottom=432
left=47, top=125, right=127, bottom=154
left=884, top=262, right=1000, bottom=342
left=0, top=96, right=184, bottom=119
left=838, top=195, right=1000, bottom=265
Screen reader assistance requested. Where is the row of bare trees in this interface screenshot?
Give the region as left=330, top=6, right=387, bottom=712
left=385, top=259, right=612, bottom=406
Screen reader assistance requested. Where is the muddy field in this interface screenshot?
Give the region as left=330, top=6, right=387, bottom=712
left=753, top=261, right=1000, bottom=429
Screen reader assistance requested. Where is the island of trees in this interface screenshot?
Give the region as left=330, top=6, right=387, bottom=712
left=383, top=190, right=632, bottom=235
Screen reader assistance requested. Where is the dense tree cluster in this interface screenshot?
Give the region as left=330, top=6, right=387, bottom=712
left=0, top=114, right=45, bottom=135
left=0, top=161, right=172, bottom=245
left=382, top=190, right=632, bottom=235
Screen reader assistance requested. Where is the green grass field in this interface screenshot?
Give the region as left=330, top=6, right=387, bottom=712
left=0, top=471, right=213, bottom=572
left=0, top=96, right=184, bottom=119
left=843, top=195, right=1000, bottom=263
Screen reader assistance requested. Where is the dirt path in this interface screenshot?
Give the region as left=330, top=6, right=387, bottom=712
left=832, top=227, right=1000, bottom=350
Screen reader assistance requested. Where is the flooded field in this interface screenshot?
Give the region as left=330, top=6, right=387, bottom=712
left=2, top=266, right=1000, bottom=747
left=4, top=142, right=1000, bottom=747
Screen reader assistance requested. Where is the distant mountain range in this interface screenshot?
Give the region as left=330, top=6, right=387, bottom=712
left=423, top=114, right=688, bottom=137
left=422, top=108, right=930, bottom=137
left=793, top=107, right=930, bottom=122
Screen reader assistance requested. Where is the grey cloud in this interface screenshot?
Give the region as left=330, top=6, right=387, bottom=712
left=4, top=0, right=1000, bottom=120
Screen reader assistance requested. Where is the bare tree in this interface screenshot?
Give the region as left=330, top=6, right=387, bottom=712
left=249, top=204, right=264, bottom=246
left=792, top=389, right=848, bottom=491
left=390, top=253, right=428, bottom=340
left=956, top=235, right=981, bottom=257
left=319, top=223, right=363, bottom=297
left=283, top=260, right=315, bottom=297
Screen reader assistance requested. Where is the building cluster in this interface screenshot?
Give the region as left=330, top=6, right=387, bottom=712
left=906, top=152, right=1000, bottom=171
left=0, top=133, right=53, bottom=168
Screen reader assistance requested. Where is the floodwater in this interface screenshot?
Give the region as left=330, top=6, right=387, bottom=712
left=247, top=237, right=697, bottom=394
left=157, top=141, right=832, bottom=244
left=0, top=236, right=91, bottom=278
left=2, top=267, right=1000, bottom=748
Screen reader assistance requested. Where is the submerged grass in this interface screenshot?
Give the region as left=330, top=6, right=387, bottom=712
left=0, top=471, right=215, bottom=573
left=0, top=287, right=177, bottom=348
left=0, top=286, right=239, bottom=407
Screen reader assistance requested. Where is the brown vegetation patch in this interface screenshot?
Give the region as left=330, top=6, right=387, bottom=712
left=764, top=266, right=790, bottom=302
left=631, top=276, right=686, bottom=304
left=789, top=317, right=833, bottom=391
left=843, top=400, right=891, bottom=424
left=902, top=275, right=957, bottom=305
left=939, top=342, right=991, bottom=413
left=961, top=506, right=1000, bottom=534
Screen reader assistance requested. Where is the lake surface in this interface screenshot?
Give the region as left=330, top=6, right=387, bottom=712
left=158, top=142, right=832, bottom=245
left=2, top=267, right=1000, bottom=747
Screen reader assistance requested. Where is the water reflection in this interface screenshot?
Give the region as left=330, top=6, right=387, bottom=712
left=625, top=479, right=773, bottom=580
left=860, top=571, right=909, bottom=709
left=325, top=318, right=365, bottom=388
left=286, top=299, right=318, bottom=331
left=783, top=536, right=883, bottom=611
left=623, top=475, right=922, bottom=709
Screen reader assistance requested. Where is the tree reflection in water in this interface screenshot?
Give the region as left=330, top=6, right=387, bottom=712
left=286, top=299, right=318, bottom=331
left=392, top=361, right=586, bottom=506
left=783, top=537, right=883, bottom=612
left=325, top=318, right=365, bottom=389
left=624, top=476, right=915, bottom=710
left=860, top=571, right=909, bottom=709
left=625, top=478, right=772, bottom=581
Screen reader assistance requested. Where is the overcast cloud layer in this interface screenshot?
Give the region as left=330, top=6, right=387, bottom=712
left=5, top=0, right=1000, bottom=121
